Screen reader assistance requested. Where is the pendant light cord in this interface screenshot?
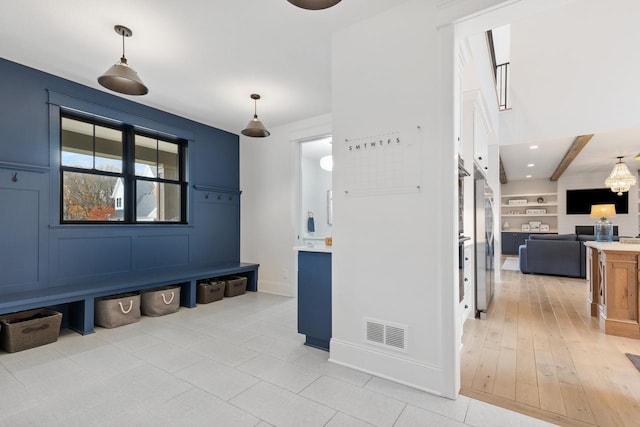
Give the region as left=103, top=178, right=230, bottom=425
left=121, top=31, right=126, bottom=61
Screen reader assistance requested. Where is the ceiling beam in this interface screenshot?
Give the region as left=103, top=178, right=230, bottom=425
left=499, top=156, right=508, bottom=184
left=550, top=134, right=594, bottom=181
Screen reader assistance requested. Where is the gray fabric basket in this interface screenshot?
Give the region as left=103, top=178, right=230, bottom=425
left=197, top=281, right=225, bottom=304
left=141, top=286, right=180, bottom=316
left=95, top=293, right=141, bottom=328
left=0, top=308, right=63, bottom=353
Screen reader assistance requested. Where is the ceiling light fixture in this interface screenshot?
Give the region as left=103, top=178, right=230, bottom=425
left=286, top=0, right=341, bottom=10
left=527, top=163, right=535, bottom=167
left=320, top=155, right=333, bottom=171
left=98, top=25, right=148, bottom=96
left=529, top=145, right=538, bottom=150
left=241, top=94, right=270, bottom=138
left=605, top=156, right=636, bottom=195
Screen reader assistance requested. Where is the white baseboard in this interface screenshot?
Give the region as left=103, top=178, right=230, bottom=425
left=329, top=338, right=445, bottom=396
left=257, top=279, right=295, bottom=297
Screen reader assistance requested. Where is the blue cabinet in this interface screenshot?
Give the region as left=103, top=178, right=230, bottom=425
left=297, top=250, right=331, bottom=351
left=502, top=232, right=529, bottom=255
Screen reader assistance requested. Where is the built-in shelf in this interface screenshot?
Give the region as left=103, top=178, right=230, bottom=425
left=501, top=192, right=558, bottom=232
left=502, top=213, right=556, bottom=217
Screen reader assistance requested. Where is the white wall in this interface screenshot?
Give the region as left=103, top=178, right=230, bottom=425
left=463, top=34, right=500, bottom=136
left=330, top=0, right=459, bottom=397
left=501, top=178, right=556, bottom=196
left=558, top=173, right=639, bottom=236
left=501, top=0, right=640, bottom=145
left=240, top=114, right=332, bottom=297
left=239, top=0, right=564, bottom=400
left=500, top=176, right=639, bottom=237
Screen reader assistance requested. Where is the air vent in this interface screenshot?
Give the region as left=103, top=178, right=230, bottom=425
left=364, top=318, right=408, bottom=352
left=366, top=322, right=384, bottom=344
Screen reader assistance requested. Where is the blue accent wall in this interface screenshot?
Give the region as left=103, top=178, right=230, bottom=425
left=0, top=58, right=241, bottom=294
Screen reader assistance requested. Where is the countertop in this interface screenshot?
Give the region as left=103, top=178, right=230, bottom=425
left=294, top=245, right=333, bottom=253
left=584, top=241, right=640, bottom=252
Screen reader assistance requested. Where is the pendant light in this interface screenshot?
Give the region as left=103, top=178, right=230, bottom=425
left=98, top=25, right=148, bottom=96
left=286, top=0, right=341, bottom=10
left=241, top=94, right=270, bottom=138
left=605, top=156, right=636, bottom=196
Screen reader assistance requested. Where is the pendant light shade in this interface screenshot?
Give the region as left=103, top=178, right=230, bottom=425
left=286, top=0, right=341, bottom=10
left=241, top=94, right=270, bottom=138
left=605, top=156, right=636, bottom=196
left=98, top=25, right=148, bottom=96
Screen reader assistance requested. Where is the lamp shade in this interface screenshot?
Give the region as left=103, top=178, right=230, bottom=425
left=241, top=94, right=270, bottom=138
left=98, top=57, right=148, bottom=95
left=287, top=0, right=341, bottom=10
left=241, top=116, right=270, bottom=137
left=604, top=157, right=636, bottom=196
left=590, top=204, right=616, bottom=219
left=98, top=25, right=148, bottom=96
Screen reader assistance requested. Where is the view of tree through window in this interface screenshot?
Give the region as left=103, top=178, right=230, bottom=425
left=60, top=114, right=186, bottom=224
left=61, top=117, right=123, bottom=221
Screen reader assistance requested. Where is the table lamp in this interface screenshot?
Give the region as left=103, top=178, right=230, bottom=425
left=590, top=204, right=616, bottom=242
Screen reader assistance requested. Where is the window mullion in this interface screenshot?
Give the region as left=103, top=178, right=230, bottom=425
left=92, top=124, right=96, bottom=170
left=124, top=125, right=135, bottom=223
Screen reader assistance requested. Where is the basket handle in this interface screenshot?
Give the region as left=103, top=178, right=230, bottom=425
left=22, top=323, right=50, bottom=334
left=162, top=291, right=175, bottom=305
left=119, top=300, right=134, bottom=314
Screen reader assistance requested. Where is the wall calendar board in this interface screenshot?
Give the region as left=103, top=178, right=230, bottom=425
left=343, top=127, right=422, bottom=197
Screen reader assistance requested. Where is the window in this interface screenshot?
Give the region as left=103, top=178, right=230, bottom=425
left=60, top=113, right=187, bottom=224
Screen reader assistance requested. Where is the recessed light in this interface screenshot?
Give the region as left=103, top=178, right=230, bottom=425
left=530, top=145, right=538, bottom=150
left=526, top=175, right=532, bottom=178
left=527, top=163, right=535, bottom=167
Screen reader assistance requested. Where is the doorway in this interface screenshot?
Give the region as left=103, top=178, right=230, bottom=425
left=299, top=136, right=333, bottom=247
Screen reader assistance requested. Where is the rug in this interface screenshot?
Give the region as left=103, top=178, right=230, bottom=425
left=501, top=257, right=520, bottom=271
left=626, top=353, right=640, bottom=372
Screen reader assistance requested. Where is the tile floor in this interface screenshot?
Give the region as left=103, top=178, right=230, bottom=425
left=0, top=292, right=555, bottom=426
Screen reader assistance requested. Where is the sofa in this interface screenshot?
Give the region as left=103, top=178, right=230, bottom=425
left=518, top=233, right=620, bottom=278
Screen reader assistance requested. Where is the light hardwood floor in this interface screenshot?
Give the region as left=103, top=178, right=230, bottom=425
left=460, top=258, right=640, bottom=427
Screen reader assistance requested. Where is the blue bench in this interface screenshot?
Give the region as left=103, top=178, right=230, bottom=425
left=0, top=262, right=259, bottom=335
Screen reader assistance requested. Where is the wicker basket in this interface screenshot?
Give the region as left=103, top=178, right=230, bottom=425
left=197, top=281, right=225, bottom=304
left=224, top=276, right=247, bottom=297
left=0, top=308, right=63, bottom=353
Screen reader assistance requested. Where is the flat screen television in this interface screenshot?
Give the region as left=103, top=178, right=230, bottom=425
left=566, top=188, right=629, bottom=214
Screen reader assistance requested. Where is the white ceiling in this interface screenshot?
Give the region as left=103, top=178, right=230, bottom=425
left=0, top=0, right=409, bottom=135
left=4, top=0, right=637, bottom=181
left=500, top=127, right=640, bottom=182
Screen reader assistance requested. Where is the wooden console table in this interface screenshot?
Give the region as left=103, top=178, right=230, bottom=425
left=585, top=241, right=639, bottom=339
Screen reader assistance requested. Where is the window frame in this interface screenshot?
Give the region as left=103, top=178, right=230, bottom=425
left=60, top=112, right=188, bottom=225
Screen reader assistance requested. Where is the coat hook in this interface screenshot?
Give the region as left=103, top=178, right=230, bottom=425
left=228, top=195, right=233, bottom=201
left=205, top=192, right=209, bottom=199
left=11, top=172, right=17, bottom=182
left=217, top=195, right=222, bottom=200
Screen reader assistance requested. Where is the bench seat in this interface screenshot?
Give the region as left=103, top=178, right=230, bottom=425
left=0, top=262, right=259, bottom=335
